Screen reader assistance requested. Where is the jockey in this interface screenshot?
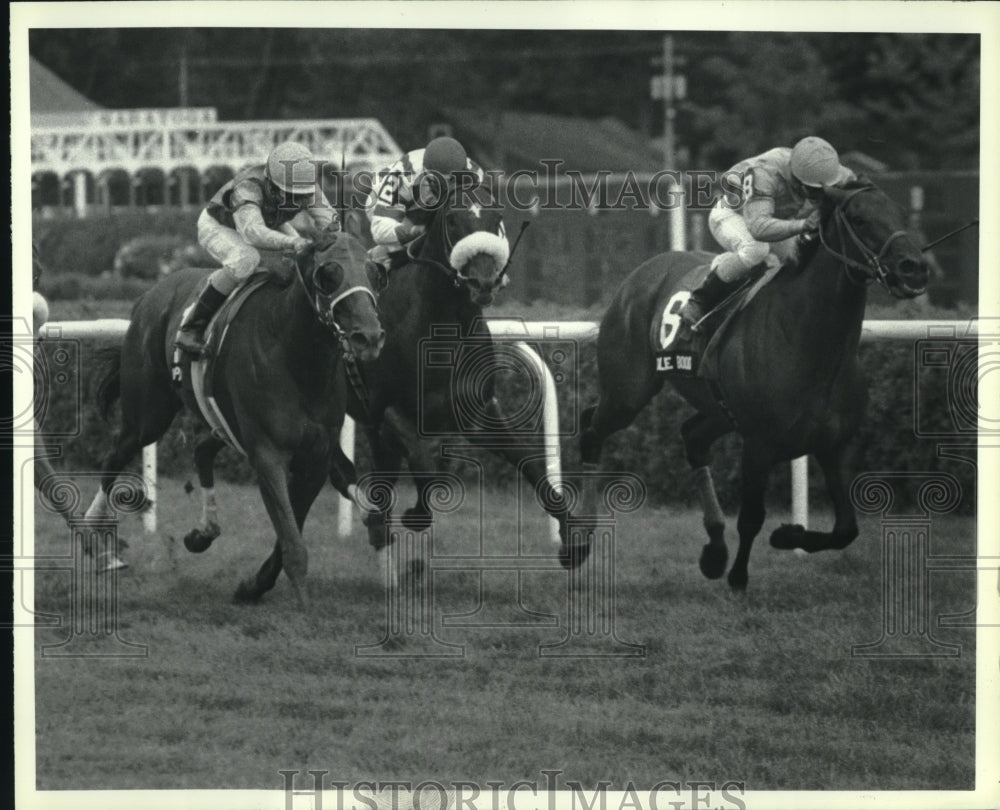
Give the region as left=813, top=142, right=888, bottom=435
left=175, top=141, right=337, bottom=355
left=680, top=136, right=856, bottom=330
left=365, top=136, right=485, bottom=268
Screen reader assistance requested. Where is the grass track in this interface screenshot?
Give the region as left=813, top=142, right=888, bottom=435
left=32, top=476, right=976, bottom=790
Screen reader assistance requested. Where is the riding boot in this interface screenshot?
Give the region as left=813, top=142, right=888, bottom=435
left=174, top=282, right=228, bottom=356
left=680, top=267, right=745, bottom=333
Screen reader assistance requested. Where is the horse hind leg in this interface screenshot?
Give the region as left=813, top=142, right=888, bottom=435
left=183, top=434, right=226, bottom=553
left=86, top=375, right=180, bottom=570
left=727, top=437, right=775, bottom=590
left=580, top=372, right=664, bottom=467
left=681, top=413, right=735, bottom=580
left=770, top=441, right=860, bottom=553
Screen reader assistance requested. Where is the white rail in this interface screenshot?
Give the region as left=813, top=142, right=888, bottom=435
left=38, top=318, right=984, bottom=540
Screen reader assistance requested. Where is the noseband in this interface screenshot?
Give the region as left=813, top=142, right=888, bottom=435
left=294, top=248, right=376, bottom=346
left=819, top=186, right=909, bottom=288
left=407, top=193, right=508, bottom=290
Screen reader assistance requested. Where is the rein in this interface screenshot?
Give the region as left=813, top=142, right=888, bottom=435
left=818, top=187, right=908, bottom=289
left=292, top=246, right=375, bottom=409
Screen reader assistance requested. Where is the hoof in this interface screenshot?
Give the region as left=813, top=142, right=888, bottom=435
left=770, top=523, right=806, bottom=550
left=559, top=541, right=592, bottom=570
left=401, top=508, right=432, bottom=531
left=698, top=543, right=728, bottom=580
left=183, top=523, right=220, bottom=553
left=726, top=568, right=748, bottom=591
left=233, top=580, right=263, bottom=604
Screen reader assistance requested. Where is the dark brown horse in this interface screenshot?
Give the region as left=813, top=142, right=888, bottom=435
left=92, top=231, right=384, bottom=607
left=580, top=180, right=929, bottom=589
left=348, top=181, right=578, bottom=571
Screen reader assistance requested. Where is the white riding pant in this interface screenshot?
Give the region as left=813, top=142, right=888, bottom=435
left=197, top=209, right=262, bottom=295
left=708, top=203, right=794, bottom=281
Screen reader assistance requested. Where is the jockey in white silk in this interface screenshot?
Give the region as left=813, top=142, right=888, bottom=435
left=175, top=141, right=337, bottom=356
left=365, top=136, right=486, bottom=263
left=681, top=136, right=856, bottom=330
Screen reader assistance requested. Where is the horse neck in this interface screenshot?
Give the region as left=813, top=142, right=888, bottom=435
left=270, top=279, right=341, bottom=382
left=772, top=239, right=869, bottom=364
left=415, top=237, right=483, bottom=333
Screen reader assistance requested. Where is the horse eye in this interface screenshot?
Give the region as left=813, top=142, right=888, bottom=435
left=316, top=263, right=344, bottom=294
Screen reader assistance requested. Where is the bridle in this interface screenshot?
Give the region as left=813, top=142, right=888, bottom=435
left=293, top=239, right=376, bottom=347
left=818, top=186, right=910, bottom=289
left=406, top=189, right=510, bottom=291
left=294, top=237, right=376, bottom=411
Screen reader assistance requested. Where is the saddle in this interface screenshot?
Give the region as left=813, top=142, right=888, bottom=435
left=651, top=257, right=782, bottom=380
left=171, top=275, right=272, bottom=456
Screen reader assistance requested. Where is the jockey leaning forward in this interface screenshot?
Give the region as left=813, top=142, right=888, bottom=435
left=680, top=136, right=856, bottom=331
left=365, top=136, right=489, bottom=270
left=175, top=141, right=337, bottom=356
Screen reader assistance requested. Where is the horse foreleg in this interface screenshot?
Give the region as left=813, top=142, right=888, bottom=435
left=184, top=434, right=226, bottom=553
left=728, top=437, right=775, bottom=590
left=241, top=462, right=330, bottom=602
left=681, top=413, right=735, bottom=580
left=380, top=408, right=438, bottom=532
left=770, top=441, right=860, bottom=553
left=238, top=448, right=309, bottom=609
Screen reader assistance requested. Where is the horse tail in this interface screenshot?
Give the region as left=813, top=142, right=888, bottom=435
left=93, top=345, right=123, bottom=422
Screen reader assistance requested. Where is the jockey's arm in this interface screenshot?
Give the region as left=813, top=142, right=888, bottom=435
left=302, top=188, right=337, bottom=232
left=232, top=204, right=302, bottom=252
left=369, top=202, right=425, bottom=250
left=743, top=196, right=812, bottom=242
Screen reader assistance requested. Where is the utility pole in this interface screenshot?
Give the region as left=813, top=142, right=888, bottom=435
left=178, top=36, right=191, bottom=207
left=651, top=34, right=686, bottom=250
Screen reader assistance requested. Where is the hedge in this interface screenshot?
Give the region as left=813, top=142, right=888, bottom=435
left=36, top=295, right=977, bottom=516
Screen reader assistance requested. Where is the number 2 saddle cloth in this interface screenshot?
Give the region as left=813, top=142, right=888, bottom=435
left=170, top=275, right=273, bottom=457
left=650, top=258, right=782, bottom=380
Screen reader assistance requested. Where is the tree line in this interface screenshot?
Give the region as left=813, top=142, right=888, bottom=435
left=29, top=29, right=979, bottom=172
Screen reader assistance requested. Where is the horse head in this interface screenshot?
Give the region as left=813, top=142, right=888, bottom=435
left=417, top=182, right=510, bottom=306
left=296, top=230, right=386, bottom=362
left=818, top=181, right=929, bottom=298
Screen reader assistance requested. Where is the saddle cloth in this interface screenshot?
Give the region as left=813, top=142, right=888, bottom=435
left=171, top=275, right=271, bottom=456
left=650, top=257, right=783, bottom=380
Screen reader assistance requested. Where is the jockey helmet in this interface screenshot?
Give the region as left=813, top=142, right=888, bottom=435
left=790, top=136, right=841, bottom=188
left=266, top=141, right=318, bottom=194
left=423, top=137, right=468, bottom=176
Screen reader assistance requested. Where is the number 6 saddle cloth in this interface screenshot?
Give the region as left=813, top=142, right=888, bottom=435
left=650, top=258, right=781, bottom=380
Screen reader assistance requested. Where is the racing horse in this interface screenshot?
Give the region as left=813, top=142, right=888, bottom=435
left=348, top=180, right=580, bottom=567
left=91, top=231, right=385, bottom=607
left=580, top=179, right=929, bottom=589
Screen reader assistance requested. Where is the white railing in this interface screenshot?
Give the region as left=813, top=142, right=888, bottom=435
left=38, top=318, right=982, bottom=541
left=31, top=117, right=402, bottom=178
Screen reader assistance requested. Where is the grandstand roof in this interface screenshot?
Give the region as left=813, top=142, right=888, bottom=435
left=442, top=108, right=662, bottom=174
left=30, top=56, right=103, bottom=122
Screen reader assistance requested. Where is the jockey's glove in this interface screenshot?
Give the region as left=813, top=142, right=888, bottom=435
left=395, top=221, right=427, bottom=244
left=288, top=236, right=312, bottom=254
left=800, top=209, right=822, bottom=234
